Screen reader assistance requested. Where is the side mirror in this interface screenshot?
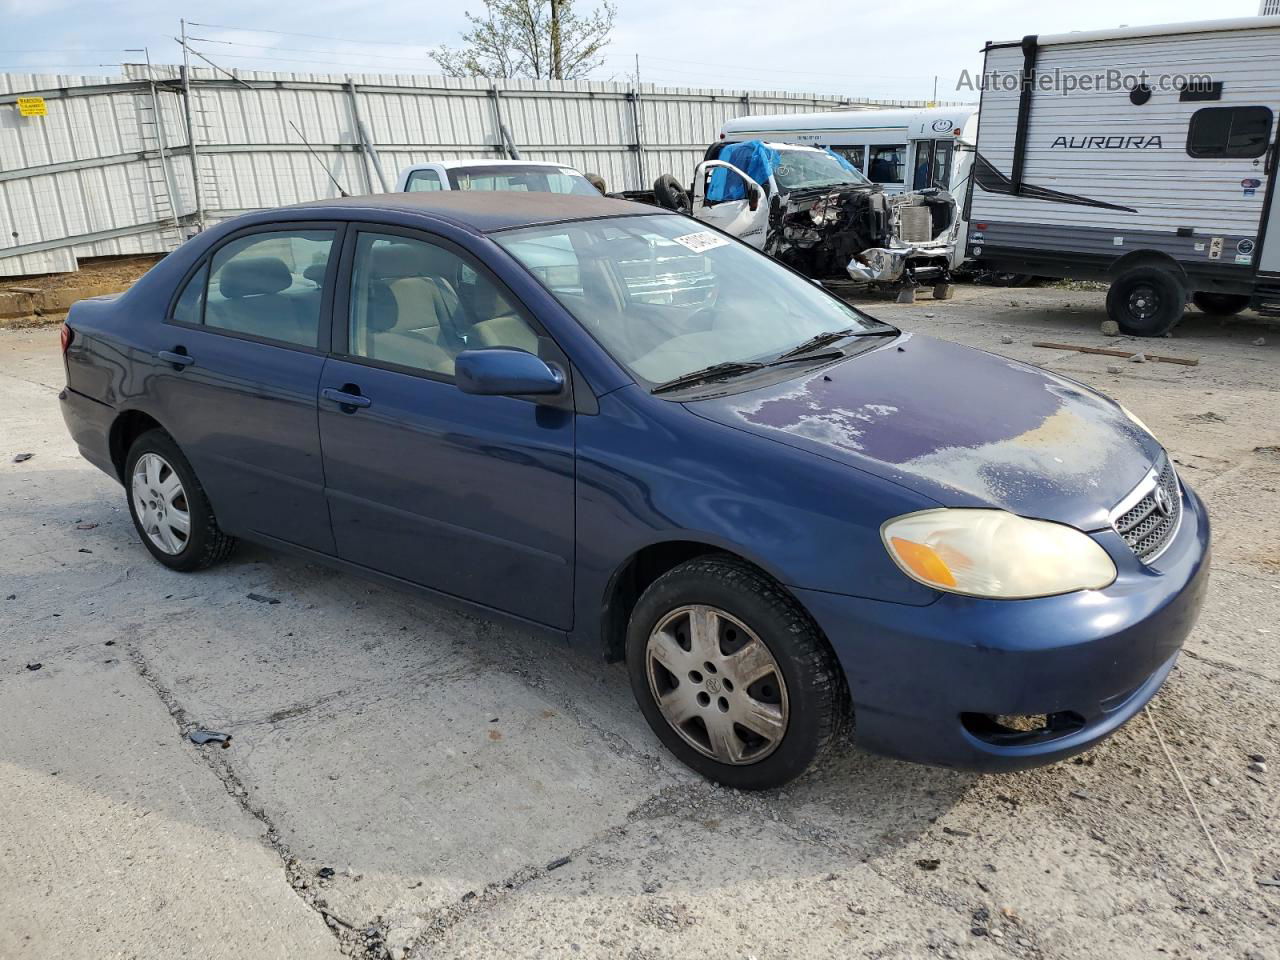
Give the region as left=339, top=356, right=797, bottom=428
left=747, top=185, right=761, bottom=212
left=455, top=348, right=565, bottom=397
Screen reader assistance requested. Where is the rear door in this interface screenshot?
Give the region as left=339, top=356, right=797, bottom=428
left=151, top=224, right=341, bottom=553
left=316, top=226, right=576, bottom=628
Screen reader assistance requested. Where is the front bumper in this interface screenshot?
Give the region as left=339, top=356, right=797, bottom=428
left=846, top=243, right=956, bottom=283
left=794, top=484, right=1210, bottom=772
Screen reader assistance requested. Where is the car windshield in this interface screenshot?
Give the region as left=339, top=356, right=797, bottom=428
left=495, top=214, right=887, bottom=387
left=772, top=149, right=870, bottom=191
left=447, top=164, right=600, bottom=196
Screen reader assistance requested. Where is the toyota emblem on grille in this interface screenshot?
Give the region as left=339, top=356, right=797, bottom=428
left=1153, top=485, right=1172, bottom=517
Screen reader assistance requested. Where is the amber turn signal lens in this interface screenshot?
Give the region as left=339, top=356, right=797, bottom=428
left=889, top=537, right=957, bottom=588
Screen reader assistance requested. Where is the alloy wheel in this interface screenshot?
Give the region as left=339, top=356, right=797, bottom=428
left=645, top=604, right=789, bottom=765
left=131, top=452, right=190, bottom=555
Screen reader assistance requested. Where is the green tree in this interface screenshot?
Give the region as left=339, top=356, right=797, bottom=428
left=432, top=0, right=616, bottom=80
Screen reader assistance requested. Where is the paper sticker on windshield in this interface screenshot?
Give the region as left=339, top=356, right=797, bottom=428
left=671, top=231, right=729, bottom=253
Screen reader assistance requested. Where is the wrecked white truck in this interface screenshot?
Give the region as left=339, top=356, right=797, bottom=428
left=627, top=140, right=958, bottom=292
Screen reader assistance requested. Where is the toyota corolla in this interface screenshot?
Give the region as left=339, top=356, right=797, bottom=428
left=58, top=192, right=1209, bottom=789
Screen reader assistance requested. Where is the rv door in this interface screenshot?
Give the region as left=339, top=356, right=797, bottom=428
left=691, top=159, right=769, bottom=249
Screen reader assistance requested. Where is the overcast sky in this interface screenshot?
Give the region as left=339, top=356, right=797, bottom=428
left=0, top=0, right=1263, bottom=102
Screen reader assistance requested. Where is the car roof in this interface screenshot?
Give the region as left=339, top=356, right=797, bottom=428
left=405, top=159, right=587, bottom=172
left=280, top=190, right=669, bottom=234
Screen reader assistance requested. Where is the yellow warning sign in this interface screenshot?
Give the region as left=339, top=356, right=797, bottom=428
left=16, top=97, right=47, bottom=117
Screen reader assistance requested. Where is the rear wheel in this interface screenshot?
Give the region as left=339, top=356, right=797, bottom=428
left=1106, top=267, right=1186, bottom=337
left=626, top=555, right=847, bottom=789
left=124, top=429, right=236, bottom=571
left=1191, top=291, right=1250, bottom=316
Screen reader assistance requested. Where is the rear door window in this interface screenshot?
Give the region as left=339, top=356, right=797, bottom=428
left=196, top=230, right=336, bottom=347
left=1187, top=106, right=1274, bottom=158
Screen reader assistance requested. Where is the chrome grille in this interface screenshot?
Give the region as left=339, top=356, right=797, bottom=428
left=1113, top=458, right=1181, bottom=562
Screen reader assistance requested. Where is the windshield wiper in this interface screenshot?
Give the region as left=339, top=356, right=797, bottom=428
left=771, top=325, right=897, bottom=362
left=650, top=361, right=766, bottom=395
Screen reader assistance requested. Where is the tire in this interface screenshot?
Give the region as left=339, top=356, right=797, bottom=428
left=1192, top=291, right=1250, bottom=317
left=1106, top=267, right=1186, bottom=337
left=124, top=429, right=236, bottom=572
left=652, top=173, right=691, bottom=214
left=626, top=555, right=848, bottom=789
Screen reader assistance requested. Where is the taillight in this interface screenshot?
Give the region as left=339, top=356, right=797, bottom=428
left=60, top=323, right=74, bottom=355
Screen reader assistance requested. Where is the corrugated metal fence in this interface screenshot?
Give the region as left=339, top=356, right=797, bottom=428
left=0, top=66, right=939, bottom=275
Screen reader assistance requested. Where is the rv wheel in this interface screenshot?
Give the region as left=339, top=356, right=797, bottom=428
left=1106, top=267, right=1186, bottom=337
left=1191, top=292, right=1250, bottom=317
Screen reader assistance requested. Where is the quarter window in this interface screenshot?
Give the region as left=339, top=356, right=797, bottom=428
left=172, top=262, right=208, bottom=325
left=199, top=230, right=335, bottom=347
left=405, top=169, right=444, bottom=191
left=868, top=144, right=906, bottom=184
left=346, top=232, right=540, bottom=377
left=1187, top=106, right=1274, bottom=159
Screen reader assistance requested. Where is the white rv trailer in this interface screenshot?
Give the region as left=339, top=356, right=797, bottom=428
left=967, top=17, right=1280, bottom=335
left=719, top=106, right=978, bottom=270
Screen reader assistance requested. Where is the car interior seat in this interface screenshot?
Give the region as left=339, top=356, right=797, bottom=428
left=209, top=256, right=311, bottom=344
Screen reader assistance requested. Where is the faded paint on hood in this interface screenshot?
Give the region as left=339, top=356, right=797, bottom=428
left=686, top=333, right=1163, bottom=530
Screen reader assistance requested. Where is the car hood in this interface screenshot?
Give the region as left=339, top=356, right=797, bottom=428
left=685, top=333, right=1164, bottom=531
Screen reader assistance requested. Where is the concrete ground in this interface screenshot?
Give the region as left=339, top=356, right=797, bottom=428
left=2, top=285, right=1277, bottom=960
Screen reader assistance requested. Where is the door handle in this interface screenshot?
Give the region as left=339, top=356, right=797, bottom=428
left=157, top=349, right=194, bottom=369
left=321, top=387, right=371, bottom=409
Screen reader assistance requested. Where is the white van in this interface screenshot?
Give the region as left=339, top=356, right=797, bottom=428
left=720, top=106, right=978, bottom=269
left=720, top=106, right=979, bottom=197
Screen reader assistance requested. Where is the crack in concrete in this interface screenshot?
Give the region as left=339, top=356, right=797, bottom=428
left=122, top=640, right=392, bottom=959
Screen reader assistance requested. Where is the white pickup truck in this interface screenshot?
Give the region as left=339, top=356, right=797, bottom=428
left=647, top=141, right=958, bottom=288
left=395, top=159, right=602, bottom=196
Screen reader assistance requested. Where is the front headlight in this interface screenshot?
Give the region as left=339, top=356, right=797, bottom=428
left=882, top=509, right=1116, bottom=599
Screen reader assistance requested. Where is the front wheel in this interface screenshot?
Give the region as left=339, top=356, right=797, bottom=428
left=1106, top=267, right=1186, bottom=337
left=626, top=555, right=848, bottom=789
left=124, top=429, right=236, bottom=571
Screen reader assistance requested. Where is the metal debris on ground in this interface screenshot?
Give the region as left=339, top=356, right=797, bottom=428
left=317, top=866, right=336, bottom=879
left=12, top=453, right=33, bottom=463
left=546, top=855, right=571, bottom=871
left=246, top=593, right=280, bottom=604
left=25, top=663, right=42, bottom=671
left=189, top=729, right=232, bottom=748
left=1032, top=341, right=1200, bottom=366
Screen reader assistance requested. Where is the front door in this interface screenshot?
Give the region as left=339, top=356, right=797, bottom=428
left=691, top=160, right=770, bottom=249
left=317, top=228, right=576, bottom=628
left=149, top=225, right=340, bottom=554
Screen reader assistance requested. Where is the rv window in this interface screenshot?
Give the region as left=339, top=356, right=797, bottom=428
left=1186, top=106, right=1273, bottom=159
left=868, top=145, right=906, bottom=184
left=832, top=146, right=865, bottom=172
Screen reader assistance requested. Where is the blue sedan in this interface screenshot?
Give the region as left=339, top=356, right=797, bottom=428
left=58, top=192, right=1209, bottom=789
